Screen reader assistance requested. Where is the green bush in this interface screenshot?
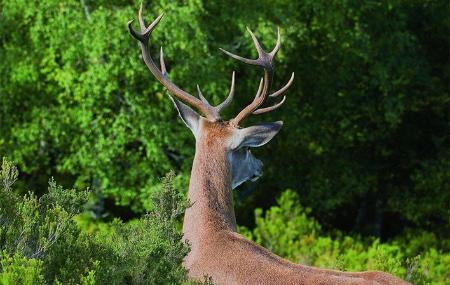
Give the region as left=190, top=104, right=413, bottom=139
left=0, top=252, right=44, bottom=285
left=1, top=163, right=448, bottom=284
left=0, top=158, right=190, bottom=284
left=240, top=190, right=449, bottom=285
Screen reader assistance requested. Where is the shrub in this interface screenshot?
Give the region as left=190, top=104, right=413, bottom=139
left=0, top=252, right=45, bottom=285
left=240, top=189, right=450, bottom=285
left=0, top=158, right=190, bottom=284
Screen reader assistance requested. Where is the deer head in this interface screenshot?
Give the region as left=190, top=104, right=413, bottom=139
left=128, top=4, right=294, bottom=189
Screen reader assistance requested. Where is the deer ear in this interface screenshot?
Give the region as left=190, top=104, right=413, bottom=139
left=231, top=121, right=283, bottom=149
left=170, top=96, right=200, bottom=137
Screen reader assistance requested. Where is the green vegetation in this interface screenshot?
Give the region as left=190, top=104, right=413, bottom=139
left=1, top=158, right=189, bottom=284
left=240, top=190, right=449, bottom=285
left=1, top=0, right=448, bottom=237
left=2, top=159, right=448, bottom=284
left=1, top=0, right=448, bottom=284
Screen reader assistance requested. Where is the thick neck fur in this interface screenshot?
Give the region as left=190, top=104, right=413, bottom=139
left=182, top=121, right=237, bottom=251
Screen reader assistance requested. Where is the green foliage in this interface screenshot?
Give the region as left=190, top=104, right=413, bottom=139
left=0, top=1, right=448, bottom=284
left=1, top=0, right=202, bottom=211
left=0, top=158, right=190, bottom=284
left=0, top=252, right=45, bottom=285
left=0, top=0, right=448, bottom=238
left=240, top=190, right=449, bottom=285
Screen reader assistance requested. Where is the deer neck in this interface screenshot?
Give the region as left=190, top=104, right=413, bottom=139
left=182, top=141, right=237, bottom=248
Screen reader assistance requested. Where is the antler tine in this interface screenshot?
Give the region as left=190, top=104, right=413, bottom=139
left=138, top=2, right=146, bottom=30
left=253, top=96, right=286, bottom=115
left=196, top=85, right=212, bottom=106
left=159, top=46, right=168, bottom=78
left=197, top=72, right=236, bottom=117
left=128, top=3, right=218, bottom=120
left=216, top=71, right=236, bottom=113
left=248, top=72, right=293, bottom=115
left=230, top=78, right=264, bottom=126
left=219, top=48, right=259, bottom=66
left=254, top=77, right=264, bottom=98
left=219, top=27, right=276, bottom=69
left=249, top=72, right=293, bottom=116
left=127, top=11, right=163, bottom=43
left=269, top=72, right=294, bottom=98
left=246, top=27, right=265, bottom=58
left=223, top=27, right=294, bottom=126
left=270, top=27, right=281, bottom=57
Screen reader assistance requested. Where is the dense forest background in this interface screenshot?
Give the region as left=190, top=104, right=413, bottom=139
left=0, top=0, right=448, bottom=284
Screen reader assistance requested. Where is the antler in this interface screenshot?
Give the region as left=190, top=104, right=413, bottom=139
left=220, top=27, right=294, bottom=126
left=128, top=3, right=236, bottom=121
left=196, top=71, right=236, bottom=116
left=129, top=3, right=292, bottom=125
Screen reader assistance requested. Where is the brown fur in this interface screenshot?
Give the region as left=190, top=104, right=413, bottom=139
left=182, top=120, right=411, bottom=285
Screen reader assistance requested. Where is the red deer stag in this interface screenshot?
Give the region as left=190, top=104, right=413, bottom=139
left=128, top=4, right=410, bottom=285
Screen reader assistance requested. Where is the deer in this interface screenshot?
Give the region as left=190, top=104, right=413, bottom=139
left=128, top=4, right=411, bottom=285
